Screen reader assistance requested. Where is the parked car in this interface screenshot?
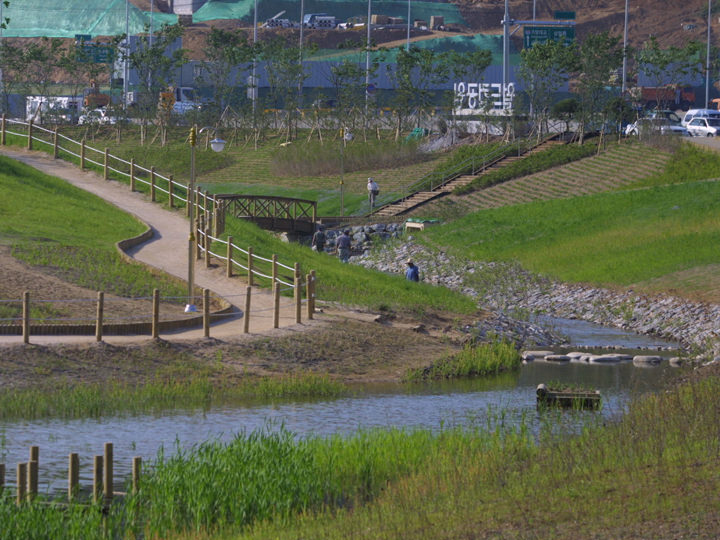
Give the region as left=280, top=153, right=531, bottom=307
left=624, top=118, right=689, bottom=137
left=685, top=116, right=720, bottom=137
left=681, top=108, right=720, bottom=128
left=78, top=108, right=116, bottom=125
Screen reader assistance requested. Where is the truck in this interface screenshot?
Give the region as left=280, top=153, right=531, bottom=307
left=629, top=85, right=695, bottom=110
left=25, top=96, right=83, bottom=124
left=128, top=86, right=202, bottom=114
left=303, top=13, right=337, bottom=28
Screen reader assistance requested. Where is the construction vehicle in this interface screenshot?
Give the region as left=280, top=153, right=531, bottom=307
left=629, top=84, right=695, bottom=110
left=83, top=80, right=111, bottom=109
left=157, top=86, right=202, bottom=114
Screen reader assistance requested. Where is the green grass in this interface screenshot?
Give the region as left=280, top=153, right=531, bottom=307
left=218, top=216, right=476, bottom=315
left=405, top=341, right=521, bottom=381
left=0, top=374, right=348, bottom=420
left=425, top=179, right=720, bottom=287
left=0, top=154, right=186, bottom=300
left=626, top=141, right=720, bottom=188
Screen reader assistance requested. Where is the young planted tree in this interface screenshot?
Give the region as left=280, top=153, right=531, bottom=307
left=444, top=49, right=492, bottom=140
left=22, top=38, right=64, bottom=119
left=261, top=37, right=311, bottom=141
left=518, top=39, right=573, bottom=137
left=634, top=36, right=702, bottom=110
left=126, top=23, right=186, bottom=145
left=567, top=32, right=624, bottom=145
left=0, top=40, right=25, bottom=115
left=327, top=58, right=371, bottom=140
left=201, top=27, right=255, bottom=121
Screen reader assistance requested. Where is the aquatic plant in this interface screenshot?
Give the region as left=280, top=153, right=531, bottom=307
left=404, top=341, right=521, bottom=381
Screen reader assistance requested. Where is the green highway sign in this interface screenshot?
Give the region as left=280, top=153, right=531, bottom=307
left=523, top=26, right=575, bottom=48
left=78, top=44, right=115, bottom=64
left=554, top=11, right=576, bottom=20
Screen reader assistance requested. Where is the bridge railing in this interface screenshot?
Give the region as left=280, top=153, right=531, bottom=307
left=0, top=116, right=311, bottom=301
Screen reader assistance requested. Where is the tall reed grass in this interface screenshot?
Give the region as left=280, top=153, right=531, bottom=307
left=405, top=341, right=520, bottom=381
left=0, top=374, right=348, bottom=420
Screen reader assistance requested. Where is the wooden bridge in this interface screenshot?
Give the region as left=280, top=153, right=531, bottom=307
left=215, top=195, right=317, bottom=235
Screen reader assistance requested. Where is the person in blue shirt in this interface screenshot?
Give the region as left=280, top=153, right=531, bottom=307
left=405, top=258, right=420, bottom=281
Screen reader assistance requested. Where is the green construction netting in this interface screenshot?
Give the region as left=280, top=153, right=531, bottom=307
left=2, top=0, right=176, bottom=38
left=311, top=33, right=521, bottom=66
left=193, top=0, right=465, bottom=26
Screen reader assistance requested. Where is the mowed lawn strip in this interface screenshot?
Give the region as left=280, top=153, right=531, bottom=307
left=425, top=179, right=720, bottom=287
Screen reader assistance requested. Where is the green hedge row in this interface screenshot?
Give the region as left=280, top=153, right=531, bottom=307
left=454, top=141, right=598, bottom=195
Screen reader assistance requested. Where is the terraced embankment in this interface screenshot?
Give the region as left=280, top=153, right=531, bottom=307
left=414, top=142, right=669, bottom=216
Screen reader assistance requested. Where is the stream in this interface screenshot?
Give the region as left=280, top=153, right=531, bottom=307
left=0, top=316, right=682, bottom=495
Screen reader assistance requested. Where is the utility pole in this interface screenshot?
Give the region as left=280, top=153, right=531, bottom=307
left=365, top=0, right=372, bottom=114
left=124, top=0, right=129, bottom=109
left=501, top=0, right=511, bottom=110
left=406, top=0, right=411, bottom=51
left=622, top=0, right=629, bottom=95
left=706, top=0, right=712, bottom=108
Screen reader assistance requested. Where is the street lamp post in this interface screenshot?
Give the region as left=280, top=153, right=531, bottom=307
left=186, top=126, right=226, bottom=313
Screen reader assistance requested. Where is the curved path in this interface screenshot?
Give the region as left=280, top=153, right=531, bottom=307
left=0, top=146, right=312, bottom=345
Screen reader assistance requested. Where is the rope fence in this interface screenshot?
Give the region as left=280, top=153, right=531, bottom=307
left=0, top=116, right=319, bottom=333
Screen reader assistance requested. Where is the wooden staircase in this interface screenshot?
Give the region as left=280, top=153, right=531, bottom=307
left=371, top=136, right=568, bottom=218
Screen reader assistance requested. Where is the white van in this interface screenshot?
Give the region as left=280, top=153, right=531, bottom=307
left=681, top=108, right=720, bottom=127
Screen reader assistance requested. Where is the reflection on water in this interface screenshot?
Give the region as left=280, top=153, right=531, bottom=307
left=0, top=361, right=677, bottom=494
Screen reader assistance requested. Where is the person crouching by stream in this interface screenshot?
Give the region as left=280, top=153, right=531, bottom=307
left=405, top=258, right=420, bottom=281
left=336, top=229, right=352, bottom=262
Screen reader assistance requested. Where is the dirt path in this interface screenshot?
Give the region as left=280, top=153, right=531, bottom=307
left=0, top=146, right=310, bottom=345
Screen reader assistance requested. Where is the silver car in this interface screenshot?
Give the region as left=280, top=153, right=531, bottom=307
left=686, top=117, right=720, bottom=137
left=625, top=118, right=690, bottom=137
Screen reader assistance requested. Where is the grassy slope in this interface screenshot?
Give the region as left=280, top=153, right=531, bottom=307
left=0, top=155, right=185, bottom=298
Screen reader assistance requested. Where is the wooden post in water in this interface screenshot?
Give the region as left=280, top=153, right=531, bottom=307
left=150, top=167, right=156, bottom=202
left=95, top=291, right=104, bottom=342
left=132, top=457, right=141, bottom=495
left=247, top=247, right=254, bottom=286
left=294, top=263, right=301, bottom=324
left=168, top=175, right=174, bottom=208
left=80, top=139, right=86, bottom=170
left=273, top=282, right=280, bottom=329
left=152, top=289, right=160, bottom=339
left=306, top=273, right=313, bottom=320
left=130, top=159, right=136, bottom=192
left=226, top=236, right=233, bottom=277
left=0, top=463, right=5, bottom=493
left=243, top=286, right=251, bottom=334
left=16, top=463, right=26, bottom=506
left=27, top=120, right=33, bottom=150
left=203, top=289, right=210, bottom=338
left=27, top=460, right=38, bottom=501
left=68, top=453, right=79, bottom=502
left=22, top=291, right=29, bottom=344
left=53, top=128, right=58, bottom=158
left=103, top=443, right=113, bottom=504
left=29, top=446, right=39, bottom=465
left=93, top=455, right=103, bottom=504
left=103, top=148, right=109, bottom=180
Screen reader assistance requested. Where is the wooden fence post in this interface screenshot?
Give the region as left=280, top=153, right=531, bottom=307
left=150, top=166, right=156, bottom=202
left=104, top=148, right=109, bottom=180
left=168, top=175, right=174, bottom=208
left=272, top=254, right=277, bottom=286
left=27, top=120, right=33, bottom=150
left=103, top=442, right=113, bottom=504
left=22, top=291, right=29, bottom=345
left=68, top=453, right=79, bottom=502
left=1, top=113, right=5, bottom=145
left=204, top=227, right=211, bottom=268
left=247, top=247, right=254, bottom=287
left=306, top=273, right=313, bottom=320
left=226, top=235, right=233, bottom=277
left=310, top=270, right=316, bottom=316
left=185, top=184, right=191, bottom=217
left=273, top=282, right=280, bottom=329
left=95, top=291, right=104, bottom=342
left=80, top=139, right=86, bottom=170
left=243, top=286, right=251, bottom=334
left=93, top=455, right=103, bottom=504
left=16, top=463, right=26, bottom=506
left=152, top=289, right=160, bottom=339
left=130, top=159, right=136, bottom=192
left=30, top=446, right=39, bottom=465
left=203, top=289, right=210, bottom=338
left=294, top=263, right=301, bottom=324
left=195, top=218, right=202, bottom=260
left=27, top=460, right=38, bottom=501
left=53, top=128, right=58, bottom=158
left=132, top=457, right=142, bottom=495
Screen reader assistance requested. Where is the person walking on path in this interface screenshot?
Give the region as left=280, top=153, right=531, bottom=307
left=336, top=229, right=352, bottom=262
left=405, top=258, right=420, bottom=281
left=311, top=225, right=326, bottom=253
left=367, top=177, right=379, bottom=210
